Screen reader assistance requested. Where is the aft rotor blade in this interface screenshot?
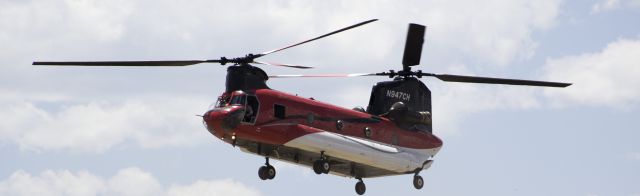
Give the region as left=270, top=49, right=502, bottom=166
left=402, top=23, right=426, bottom=68
left=427, top=73, right=572, bottom=87
left=259, top=19, right=378, bottom=57
left=254, top=61, right=314, bottom=69
left=32, top=60, right=222, bottom=66
left=269, top=73, right=376, bottom=78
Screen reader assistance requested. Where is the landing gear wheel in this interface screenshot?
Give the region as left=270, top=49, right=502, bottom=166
left=258, top=166, right=268, bottom=180
left=266, top=165, right=276, bottom=180
left=318, top=159, right=331, bottom=174
left=313, top=160, right=331, bottom=174
left=321, top=160, right=330, bottom=174
left=313, top=151, right=331, bottom=174
left=313, top=160, right=322, bottom=174
left=355, top=180, right=366, bottom=195
left=413, top=175, right=424, bottom=189
left=258, top=157, right=276, bottom=180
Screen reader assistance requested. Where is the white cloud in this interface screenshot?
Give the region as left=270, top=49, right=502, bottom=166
left=0, top=168, right=260, bottom=196
left=166, top=179, right=261, bottom=196
left=0, top=0, right=133, bottom=51
left=0, top=170, right=105, bottom=196
left=421, top=0, right=560, bottom=66
left=591, top=0, right=640, bottom=14
left=542, top=38, right=640, bottom=108
left=0, top=94, right=211, bottom=152
left=107, top=168, right=163, bottom=196
left=591, top=0, right=621, bottom=13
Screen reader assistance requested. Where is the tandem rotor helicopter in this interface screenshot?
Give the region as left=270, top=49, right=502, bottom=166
left=34, top=19, right=571, bottom=195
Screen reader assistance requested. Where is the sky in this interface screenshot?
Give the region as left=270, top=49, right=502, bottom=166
left=1, top=0, right=639, bottom=195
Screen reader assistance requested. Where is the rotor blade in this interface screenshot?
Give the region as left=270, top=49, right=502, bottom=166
left=33, top=60, right=222, bottom=66
left=402, top=23, right=426, bottom=68
left=259, top=19, right=378, bottom=57
left=253, top=61, right=314, bottom=69
left=427, top=73, right=572, bottom=87
left=269, top=73, right=376, bottom=78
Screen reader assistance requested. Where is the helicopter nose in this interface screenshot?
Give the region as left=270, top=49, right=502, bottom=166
left=222, top=107, right=244, bottom=130
left=203, top=106, right=244, bottom=135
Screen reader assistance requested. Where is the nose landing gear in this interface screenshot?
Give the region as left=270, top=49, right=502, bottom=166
left=413, top=175, right=424, bottom=189
left=258, top=157, right=276, bottom=180
left=355, top=178, right=366, bottom=195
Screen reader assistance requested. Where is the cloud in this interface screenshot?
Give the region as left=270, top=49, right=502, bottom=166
left=0, top=170, right=105, bottom=196
left=0, top=167, right=260, bottom=196
left=420, top=0, right=561, bottom=66
left=591, top=0, right=640, bottom=14
left=542, top=38, right=640, bottom=108
left=0, top=94, right=211, bottom=152
left=0, top=0, right=133, bottom=57
left=591, top=0, right=622, bottom=13
left=166, top=180, right=261, bottom=196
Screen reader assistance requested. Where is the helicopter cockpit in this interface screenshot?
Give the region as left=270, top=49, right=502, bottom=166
left=219, top=90, right=259, bottom=124
left=213, top=93, right=231, bottom=108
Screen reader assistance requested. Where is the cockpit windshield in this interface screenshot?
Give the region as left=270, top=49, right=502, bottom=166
left=229, top=94, right=247, bottom=106
left=214, top=95, right=230, bottom=108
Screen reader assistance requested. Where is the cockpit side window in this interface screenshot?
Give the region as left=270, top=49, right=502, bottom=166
left=243, top=95, right=259, bottom=124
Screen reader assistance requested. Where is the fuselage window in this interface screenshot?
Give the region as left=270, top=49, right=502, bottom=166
left=274, top=104, right=286, bottom=119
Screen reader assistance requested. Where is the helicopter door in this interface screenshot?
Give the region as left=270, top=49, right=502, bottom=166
left=243, top=95, right=259, bottom=124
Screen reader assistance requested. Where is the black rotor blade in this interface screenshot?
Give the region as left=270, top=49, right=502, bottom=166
left=426, top=73, right=572, bottom=87
left=402, top=23, right=426, bottom=68
left=33, top=60, right=222, bottom=66
left=259, top=19, right=378, bottom=57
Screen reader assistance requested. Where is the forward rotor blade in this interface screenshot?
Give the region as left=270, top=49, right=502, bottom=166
left=428, top=73, right=572, bottom=87
left=269, top=73, right=376, bottom=78
left=259, top=19, right=378, bottom=57
left=402, top=23, right=426, bottom=68
left=254, top=61, right=314, bottom=69
left=32, top=60, right=222, bottom=66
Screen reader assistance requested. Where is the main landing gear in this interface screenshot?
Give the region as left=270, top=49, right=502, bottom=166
left=258, top=157, right=276, bottom=180
left=313, top=151, right=331, bottom=174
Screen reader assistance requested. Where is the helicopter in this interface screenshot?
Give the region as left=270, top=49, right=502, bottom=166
left=33, top=19, right=571, bottom=195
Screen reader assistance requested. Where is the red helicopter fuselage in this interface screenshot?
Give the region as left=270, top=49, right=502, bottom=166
left=203, top=88, right=442, bottom=178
